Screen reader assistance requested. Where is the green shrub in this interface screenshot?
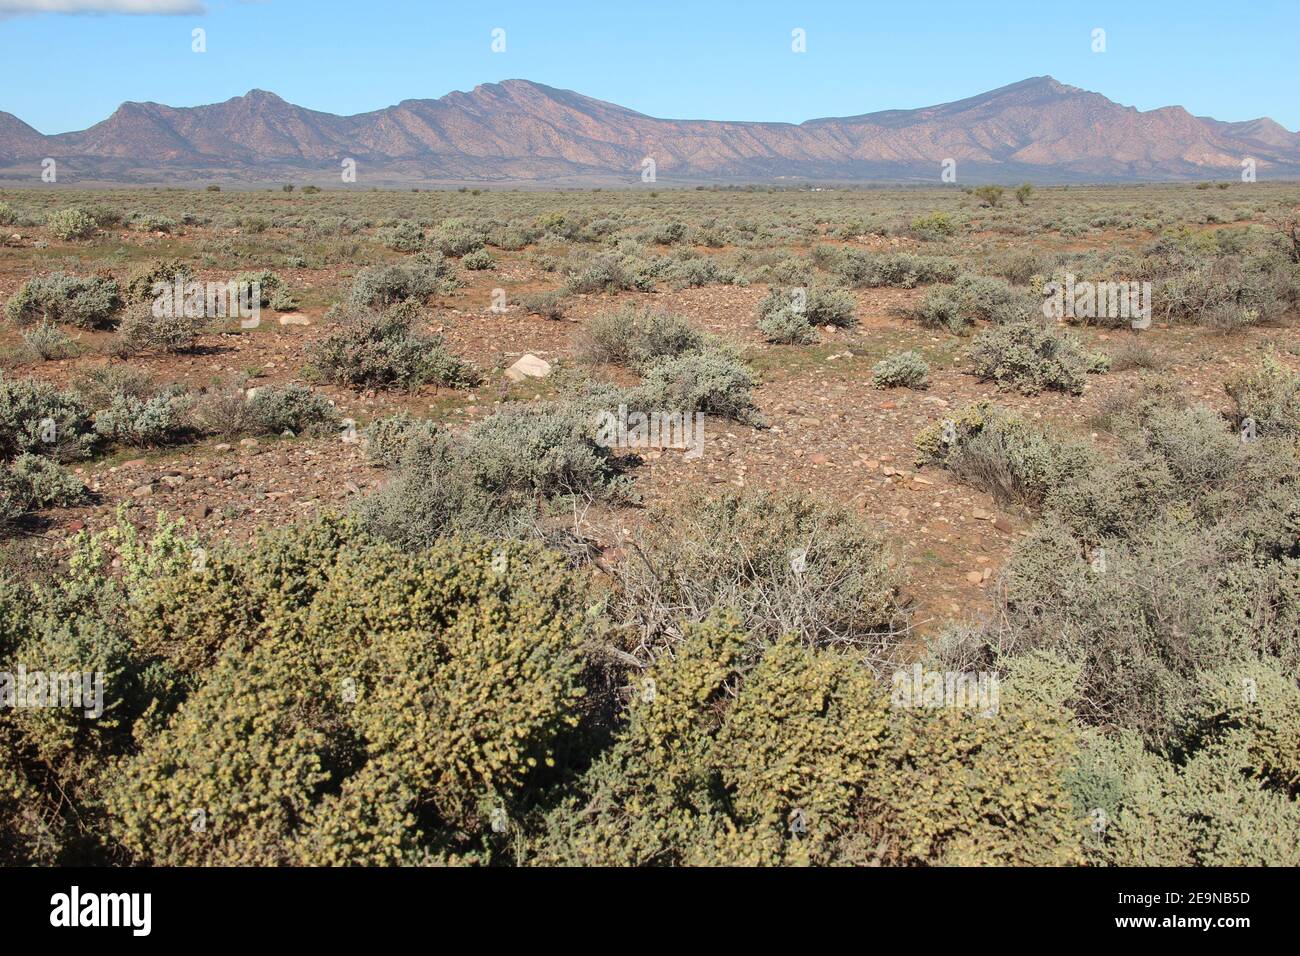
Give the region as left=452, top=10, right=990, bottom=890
left=429, top=217, right=486, bottom=257
left=269, top=286, right=298, bottom=311
left=124, top=259, right=191, bottom=303
left=378, top=220, right=425, bottom=252
left=5, top=273, right=122, bottom=329
left=232, top=270, right=282, bottom=308
left=46, top=207, right=97, bottom=241
left=916, top=403, right=1097, bottom=507
left=834, top=251, right=961, bottom=289
left=579, top=304, right=711, bottom=369
left=910, top=211, right=958, bottom=239
left=934, top=394, right=1300, bottom=751
left=1225, top=351, right=1300, bottom=437
left=757, top=305, right=817, bottom=344
left=462, top=248, right=496, bottom=271
left=68, top=365, right=153, bottom=411
left=363, top=412, right=439, bottom=467
left=517, top=290, right=565, bottom=320
left=918, top=273, right=1033, bottom=333
left=614, top=490, right=906, bottom=658
left=134, top=215, right=176, bottom=234
left=632, top=348, right=764, bottom=427
left=0, top=454, right=84, bottom=529
left=0, top=376, right=96, bottom=463
left=872, top=350, right=930, bottom=389
left=93, top=390, right=194, bottom=448
left=530, top=614, right=1082, bottom=866
left=1069, top=663, right=1300, bottom=865
left=20, top=322, right=79, bottom=361
left=103, top=525, right=593, bottom=865
left=310, top=302, right=476, bottom=391
left=358, top=401, right=629, bottom=551
left=563, top=252, right=660, bottom=294
left=247, top=384, right=338, bottom=436
left=757, top=286, right=855, bottom=332
left=347, top=257, right=458, bottom=309
left=113, top=302, right=204, bottom=355
left=966, top=321, right=1096, bottom=395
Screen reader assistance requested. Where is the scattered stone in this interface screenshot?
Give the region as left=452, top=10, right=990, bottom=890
left=239, top=438, right=259, bottom=448
left=278, top=313, right=311, bottom=326
left=965, top=571, right=983, bottom=584
left=132, top=483, right=155, bottom=498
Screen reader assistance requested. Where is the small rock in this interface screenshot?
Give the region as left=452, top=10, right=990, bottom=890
left=214, top=443, right=232, bottom=452
left=964, top=571, right=983, bottom=584
left=132, top=483, right=155, bottom=498
left=122, top=458, right=147, bottom=469
left=993, top=516, right=1013, bottom=534
left=504, top=354, right=552, bottom=382
left=239, top=438, right=259, bottom=448
left=278, top=313, right=311, bottom=326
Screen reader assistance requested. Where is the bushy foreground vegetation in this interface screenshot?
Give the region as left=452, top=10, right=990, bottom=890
left=2, top=183, right=1299, bottom=868
left=5, top=463, right=1293, bottom=864
left=913, top=369, right=1300, bottom=864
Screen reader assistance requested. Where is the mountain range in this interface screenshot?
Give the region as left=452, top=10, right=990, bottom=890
left=1, top=76, right=1297, bottom=186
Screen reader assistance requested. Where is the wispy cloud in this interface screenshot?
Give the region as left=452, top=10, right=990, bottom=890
left=0, top=0, right=206, bottom=15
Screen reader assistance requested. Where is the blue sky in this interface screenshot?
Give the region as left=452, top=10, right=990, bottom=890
left=1, top=0, right=1296, bottom=134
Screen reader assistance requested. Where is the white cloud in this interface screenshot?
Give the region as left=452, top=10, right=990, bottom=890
left=0, top=0, right=207, bottom=14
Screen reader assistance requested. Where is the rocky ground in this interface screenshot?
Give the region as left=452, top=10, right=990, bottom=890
left=6, top=227, right=1296, bottom=636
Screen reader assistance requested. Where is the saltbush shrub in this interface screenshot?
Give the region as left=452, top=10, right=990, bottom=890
left=5, top=273, right=122, bottom=329
left=310, top=302, right=476, bottom=391
left=20, top=322, right=79, bottom=361
left=873, top=350, right=930, bottom=389
left=46, top=207, right=97, bottom=241
left=966, top=321, right=1099, bottom=395
left=246, top=384, right=338, bottom=436
left=113, top=302, right=204, bottom=355
left=347, top=257, right=459, bottom=309
left=93, top=390, right=194, bottom=448
left=614, top=491, right=907, bottom=660
left=0, top=375, right=96, bottom=463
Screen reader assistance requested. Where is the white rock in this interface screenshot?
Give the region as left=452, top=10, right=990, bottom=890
left=505, top=353, right=552, bottom=383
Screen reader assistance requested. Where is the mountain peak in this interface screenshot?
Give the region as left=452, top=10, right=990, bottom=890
left=3, top=77, right=1295, bottom=181
left=241, top=89, right=284, bottom=102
